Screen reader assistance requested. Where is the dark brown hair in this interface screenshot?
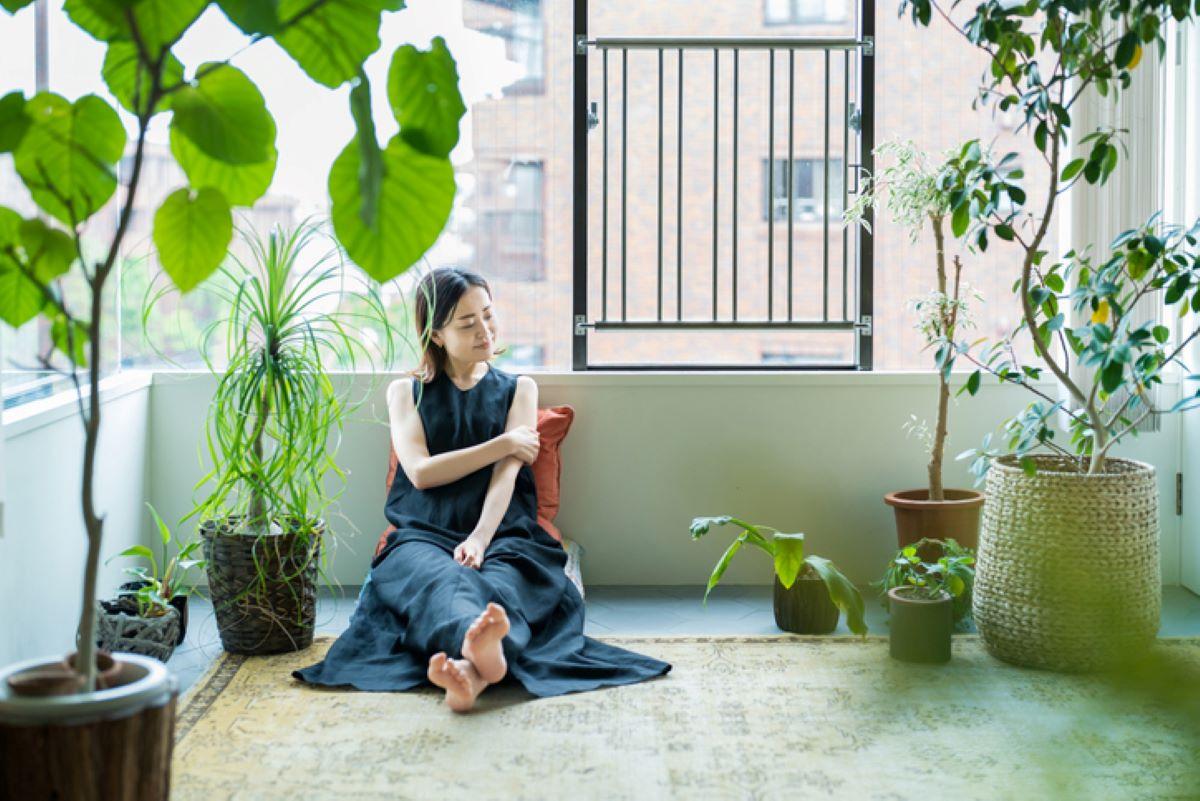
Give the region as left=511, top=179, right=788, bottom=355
left=409, top=267, right=506, bottom=383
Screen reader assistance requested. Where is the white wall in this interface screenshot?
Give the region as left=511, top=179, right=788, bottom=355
left=0, top=374, right=152, bottom=666
left=147, top=371, right=1185, bottom=590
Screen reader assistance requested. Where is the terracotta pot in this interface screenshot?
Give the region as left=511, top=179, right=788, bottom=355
left=883, top=488, right=985, bottom=560
left=888, top=586, right=953, bottom=663
left=1, top=652, right=177, bottom=799
left=773, top=572, right=839, bottom=634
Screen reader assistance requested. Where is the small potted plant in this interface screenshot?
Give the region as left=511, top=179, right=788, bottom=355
left=877, top=541, right=974, bottom=663
left=843, top=138, right=992, bottom=559
left=689, top=516, right=867, bottom=636
left=103, top=504, right=207, bottom=657
left=872, top=538, right=976, bottom=634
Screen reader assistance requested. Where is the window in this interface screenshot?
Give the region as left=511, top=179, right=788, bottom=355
left=764, top=0, right=848, bottom=25
left=474, top=0, right=544, bottom=95
left=763, top=158, right=845, bottom=222
left=476, top=160, right=545, bottom=280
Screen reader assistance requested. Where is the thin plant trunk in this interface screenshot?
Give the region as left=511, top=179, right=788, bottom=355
left=927, top=217, right=962, bottom=502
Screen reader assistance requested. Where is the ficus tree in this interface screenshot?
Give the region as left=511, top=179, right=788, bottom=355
left=0, top=0, right=465, bottom=690
left=895, top=0, right=1200, bottom=476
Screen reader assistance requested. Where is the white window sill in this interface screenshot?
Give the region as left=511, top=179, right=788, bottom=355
left=2, top=370, right=153, bottom=438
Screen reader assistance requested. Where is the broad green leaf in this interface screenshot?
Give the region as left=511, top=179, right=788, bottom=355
left=772, top=532, right=805, bottom=589
left=1152, top=324, right=1170, bottom=344
left=329, top=134, right=455, bottom=282
left=964, top=369, right=981, bottom=396
left=806, top=555, right=867, bottom=636
left=169, top=119, right=276, bottom=206
left=14, top=93, right=126, bottom=225
left=1, top=0, right=36, bottom=13
left=171, top=63, right=274, bottom=165
left=1101, top=359, right=1125, bottom=393
left=0, top=208, right=45, bottom=327
left=19, top=218, right=75, bottom=282
left=50, top=313, right=89, bottom=366
left=0, top=91, right=29, bottom=152
left=153, top=186, right=233, bottom=292
left=217, top=0, right=281, bottom=34
left=64, top=0, right=207, bottom=57
left=145, top=502, right=173, bottom=546
left=951, top=202, right=969, bottom=238
left=102, top=42, right=185, bottom=116
left=274, top=0, right=387, bottom=89
left=387, top=37, right=465, bottom=159
left=116, top=545, right=155, bottom=563
left=703, top=535, right=744, bottom=606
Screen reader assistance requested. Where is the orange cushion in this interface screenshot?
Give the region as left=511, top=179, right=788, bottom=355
left=374, top=404, right=575, bottom=557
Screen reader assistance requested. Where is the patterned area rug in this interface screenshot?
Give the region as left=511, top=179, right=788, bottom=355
left=172, top=635, right=1200, bottom=800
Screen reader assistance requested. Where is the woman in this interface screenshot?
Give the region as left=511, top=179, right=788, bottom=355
left=293, top=267, right=672, bottom=712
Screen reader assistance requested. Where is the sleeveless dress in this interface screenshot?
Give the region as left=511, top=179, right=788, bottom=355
left=292, top=363, right=672, bottom=697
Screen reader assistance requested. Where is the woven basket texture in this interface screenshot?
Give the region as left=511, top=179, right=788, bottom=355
left=974, top=455, right=1160, bottom=672
left=202, top=519, right=320, bottom=656
left=96, top=600, right=180, bottom=662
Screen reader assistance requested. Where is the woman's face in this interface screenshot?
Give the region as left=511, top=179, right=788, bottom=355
left=431, top=285, right=497, bottom=363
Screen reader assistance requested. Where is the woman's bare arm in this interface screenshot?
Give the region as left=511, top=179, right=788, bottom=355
left=386, top=378, right=513, bottom=491
left=470, top=375, right=538, bottom=544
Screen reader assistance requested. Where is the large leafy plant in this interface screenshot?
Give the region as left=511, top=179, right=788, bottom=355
left=894, top=0, right=1200, bottom=476
left=0, top=0, right=464, bottom=690
left=871, top=537, right=976, bottom=627
left=689, top=516, right=868, bottom=637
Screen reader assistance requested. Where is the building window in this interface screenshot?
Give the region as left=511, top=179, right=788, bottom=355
left=477, top=160, right=544, bottom=280
left=763, top=158, right=844, bottom=222
left=478, top=0, right=544, bottom=96
left=764, top=0, right=848, bottom=25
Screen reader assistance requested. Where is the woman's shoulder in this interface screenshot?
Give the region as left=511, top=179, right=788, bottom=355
left=491, top=365, right=536, bottom=393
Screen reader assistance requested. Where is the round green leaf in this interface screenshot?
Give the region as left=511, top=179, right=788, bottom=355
left=19, top=218, right=75, bottom=282
left=153, top=186, right=233, bottom=292
left=170, top=122, right=276, bottom=206
left=14, top=93, right=126, bottom=225
left=329, top=134, right=455, bottom=282
left=65, top=0, right=207, bottom=57
left=0, top=91, right=29, bottom=153
left=387, top=37, right=465, bottom=159
left=102, top=42, right=185, bottom=116
left=0, top=206, right=44, bottom=327
left=171, top=63, right=275, bottom=165
left=274, top=0, right=385, bottom=88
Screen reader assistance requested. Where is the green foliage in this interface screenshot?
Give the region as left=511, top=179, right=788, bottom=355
left=388, top=37, right=467, bottom=159
left=152, top=186, right=234, bottom=291
left=170, top=63, right=275, bottom=164
left=102, top=42, right=185, bottom=116
left=893, top=0, right=1200, bottom=476
left=104, top=503, right=207, bottom=618
left=871, top=538, right=976, bottom=628
left=689, top=515, right=868, bottom=636
left=14, top=93, right=126, bottom=225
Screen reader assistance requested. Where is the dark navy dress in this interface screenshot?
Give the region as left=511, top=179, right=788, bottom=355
left=292, top=363, right=672, bottom=697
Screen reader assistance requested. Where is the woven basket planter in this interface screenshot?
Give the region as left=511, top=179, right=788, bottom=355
left=96, top=599, right=181, bottom=663
left=201, top=517, right=322, bottom=656
left=973, top=455, right=1160, bottom=673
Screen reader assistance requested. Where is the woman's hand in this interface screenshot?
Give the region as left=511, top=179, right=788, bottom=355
left=505, top=425, right=540, bottom=465
left=453, top=534, right=488, bottom=570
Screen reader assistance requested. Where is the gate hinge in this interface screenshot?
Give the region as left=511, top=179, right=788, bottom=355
left=576, top=34, right=589, bottom=55
left=860, top=36, right=874, bottom=57
left=575, top=315, right=594, bottom=337
left=855, top=315, right=873, bottom=337
left=1177, top=472, right=1183, bottom=516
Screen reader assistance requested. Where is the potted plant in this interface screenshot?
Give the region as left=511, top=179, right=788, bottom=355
left=844, top=138, right=992, bottom=559
left=689, top=516, right=867, bottom=636
left=168, top=220, right=397, bottom=656
left=873, top=537, right=976, bottom=640
left=0, top=1, right=463, bottom=794
left=102, top=503, right=207, bottom=657
left=898, top=0, right=1200, bottom=671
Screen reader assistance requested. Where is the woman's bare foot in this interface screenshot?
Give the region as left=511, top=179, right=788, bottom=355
left=461, top=602, right=510, bottom=684
left=427, top=652, right=487, bottom=713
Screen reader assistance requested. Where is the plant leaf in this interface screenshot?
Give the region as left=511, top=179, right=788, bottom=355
left=171, top=63, right=275, bottom=165
left=772, top=532, right=805, bottom=589
left=387, top=37, right=465, bottom=159
left=806, top=555, right=867, bottom=636
left=153, top=186, right=233, bottom=292
left=169, top=121, right=276, bottom=207
left=274, top=0, right=389, bottom=89
left=101, top=41, right=185, bottom=116
left=328, top=133, right=455, bottom=282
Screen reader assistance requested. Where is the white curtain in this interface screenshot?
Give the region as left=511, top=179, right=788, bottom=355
left=1058, top=14, right=1170, bottom=432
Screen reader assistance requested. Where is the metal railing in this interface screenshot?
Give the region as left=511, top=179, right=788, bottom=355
left=572, top=9, right=876, bottom=370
